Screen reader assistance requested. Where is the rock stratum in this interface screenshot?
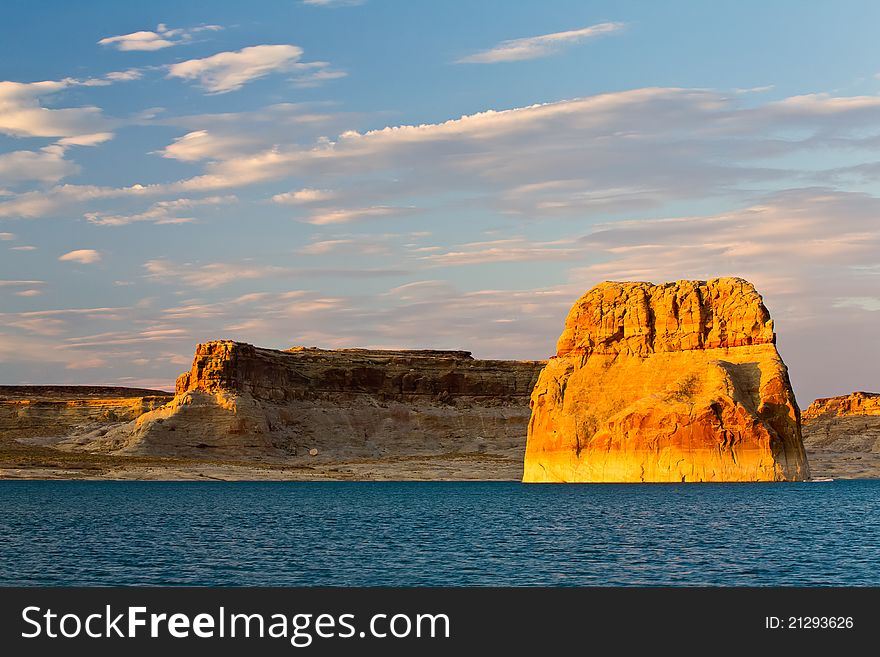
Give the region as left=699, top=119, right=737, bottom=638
left=0, top=386, right=172, bottom=442
left=801, top=392, right=880, bottom=478
left=65, top=342, right=544, bottom=477
left=524, top=278, right=810, bottom=482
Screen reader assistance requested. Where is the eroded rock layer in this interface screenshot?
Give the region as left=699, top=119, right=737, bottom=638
left=0, top=386, right=172, bottom=442
left=802, top=392, right=880, bottom=454
left=81, top=342, right=544, bottom=463
left=524, top=278, right=810, bottom=482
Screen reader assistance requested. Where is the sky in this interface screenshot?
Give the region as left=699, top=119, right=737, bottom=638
left=1, top=0, right=879, bottom=405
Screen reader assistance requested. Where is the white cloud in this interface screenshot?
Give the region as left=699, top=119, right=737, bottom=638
left=56, top=132, right=114, bottom=147
left=7, top=86, right=880, bottom=224
left=104, top=69, right=144, bottom=82
left=15, top=289, right=42, bottom=297
left=834, top=297, right=880, bottom=312
left=0, top=280, right=43, bottom=287
left=573, top=188, right=880, bottom=312
left=168, top=44, right=318, bottom=93
left=10, top=245, right=36, bottom=251
left=2, top=317, right=65, bottom=336
left=59, top=249, right=102, bottom=264
left=302, top=0, right=365, bottom=6
left=305, top=206, right=415, bottom=225
left=66, top=357, right=108, bottom=370
left=98, top=23, right=222, bottom=51
left=85, top=195, right=236, bottom=226
left=150, top=103, right=348, bottom=170
left=298, top=239, right=356, bottom=255
left=458, top=22, right=625, bottom=64
left=143, top=87, right=880, bottom=217
left=0, top=146, right=79, bottom=184
left=290, top=68, right=347, bottom=88
left=272, top=188, right=336, bottom=204
left=158, top=130, right=258, bottom=161
left=0, top=79, right=112, bottom=139
left=422, top=238, right=584, bottom=265
left=161, top=102, right=340, bottom=132
left=0, top=232, right=14, bottom=240
left=296, top=232, right=415, bottom=256
left=0, top=182, right=160, bottom=218
left=144, top=258, right=404, bottom=289
left=142, top=282, right=570, bottom=364
left=144, top=259, right=290, bottom=288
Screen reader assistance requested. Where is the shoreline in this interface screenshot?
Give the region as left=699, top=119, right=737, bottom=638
left=1, top=449, right=876, bottom=482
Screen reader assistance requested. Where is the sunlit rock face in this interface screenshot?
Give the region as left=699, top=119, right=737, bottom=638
left=523, top=278, right=810, bottom=483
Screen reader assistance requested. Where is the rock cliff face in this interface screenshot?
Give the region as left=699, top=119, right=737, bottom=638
left=524, top=278, right=810, bottom=482
left=82, top=342, right=544, bottom=465
left=0, top=386, right=172, bottom=442
left=801, top=392, right=880, bottom=476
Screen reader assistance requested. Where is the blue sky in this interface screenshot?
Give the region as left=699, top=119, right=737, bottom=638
left=1, top=0, right=880, bottom=403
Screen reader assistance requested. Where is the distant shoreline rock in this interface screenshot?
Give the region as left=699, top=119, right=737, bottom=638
left=3, top=287, right=878, bottom=481
left=71, top=341, right=544, bottom=464
left=803, top=391, right=880, bottom=454
left=0, top=386, right=172, bottom=443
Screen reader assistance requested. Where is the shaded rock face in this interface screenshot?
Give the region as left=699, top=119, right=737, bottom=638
left=802, top=392, right=880, bottom=454
left=86, top=341, right=544, bottom=461
left=0, top=387, right=172, bottom=442
left=524, top=278, right=810, bottom=482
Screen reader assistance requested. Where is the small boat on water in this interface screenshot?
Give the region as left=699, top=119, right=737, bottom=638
left=809, top=477, right=834, bottom=482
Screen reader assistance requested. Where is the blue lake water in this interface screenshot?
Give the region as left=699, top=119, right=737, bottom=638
left=1, top=480, right=878, bottom=586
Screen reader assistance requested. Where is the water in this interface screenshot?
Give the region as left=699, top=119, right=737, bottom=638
left=1, top=480, right=878, bottom=586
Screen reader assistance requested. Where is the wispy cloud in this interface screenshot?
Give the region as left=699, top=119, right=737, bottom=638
left=167, top=44, right=344, bottom=93
left=457, top=22, right=625, bottom=64
left=98, top=23, right=222, bottom=51
left=57, top=132, right=114, bottom=147
left=144, top=259, right=291, bottom=288
left=834, top=297, right=880, bottom=312
left=0, top=280, right=44, bottom=287
left=574, top=188, right=880, bottom=296
left=296, top=232, right=424, bottom=256
left=272, top=188, right=336, bottom=204
left=290, top=68, right=347, bottom=87
left=84, top=195, right=236, bottom=226
left=59, top=249, right=101, bottom=264
left=104, top=69, right=144, bottom=82
left=143, top=258, right=405, bottom=288
left=7, top=87, right=880, bottom=223
left=302, top=0, right=365, bottom=7
left=305, top=206, right=414, bottom=225
left=421, top=238, right=585, bottom=265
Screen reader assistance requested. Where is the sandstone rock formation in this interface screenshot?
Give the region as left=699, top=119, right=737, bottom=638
left=0, top=386, right=172, bottom=443
left=80, top=342, right=543, bottom=468
left=524, top=278, right=810, bottom=482
left=801, top=392, right=880, bottom=478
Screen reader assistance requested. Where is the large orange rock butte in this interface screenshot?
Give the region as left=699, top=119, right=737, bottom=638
left=524, top=278, right=810, bottom=482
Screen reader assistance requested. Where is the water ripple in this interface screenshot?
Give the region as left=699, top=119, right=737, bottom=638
left=1, top=480, right=878, bottom=586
